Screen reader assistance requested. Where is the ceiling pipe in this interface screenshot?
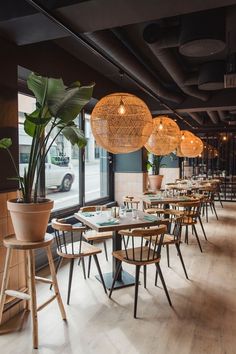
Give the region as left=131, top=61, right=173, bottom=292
left=143, top=25, right=210, bottom=102
left=218, top=111, right=228, bottom=121
left=188, top=112, right=203, bottom=125
left=207, top=111, right=219, bottom=124
left=146, top=46, right=210, bottom=101
left=85, top=31, right=184, bottom=104
left=183, top=72, right=198, bottom=86
left=24, top=0, right=195, bottom=129
left=143, top=24, right=180, bottom=49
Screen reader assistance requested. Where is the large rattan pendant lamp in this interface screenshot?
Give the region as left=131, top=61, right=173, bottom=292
left=177, top=131, right=203, bottom=157
left=90, top=93, right=153, bottom=154
left=145, top=116, right=181, bottom=155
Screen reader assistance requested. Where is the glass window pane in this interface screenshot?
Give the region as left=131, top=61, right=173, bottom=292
left=45, top=117, right=80, bottom=211
left=84, top=113, right=109, bottom=202
left=18, top=93, right=80, bottom=211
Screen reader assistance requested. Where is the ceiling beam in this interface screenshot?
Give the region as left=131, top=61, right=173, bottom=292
left=57, top=0, right=236, bottom=33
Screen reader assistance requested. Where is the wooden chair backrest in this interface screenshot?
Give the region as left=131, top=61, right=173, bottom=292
left=80, top=205, right=108, bottom=212
left=118, top=225, right=167, bottom=262
left=177, top=201, right=200, bottom=221
left=51, top=218, right=86, bottom=255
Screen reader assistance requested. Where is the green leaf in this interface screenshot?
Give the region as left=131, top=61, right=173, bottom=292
left=24, top=118, right=36, bottom=137
left=27, top=73, right=50, bottom=105
left=51, top=83, right=95, bottom=122
left=25, top=108, right=51, bottom=126
left=61, top=123, right=87, bottom=147
left=0, top=138, right=12, bottom=149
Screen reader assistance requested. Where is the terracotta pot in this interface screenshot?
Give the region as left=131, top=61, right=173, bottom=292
left=7, top=199, right=54, bottom=242
left=148, top=175, right=164, bottom=191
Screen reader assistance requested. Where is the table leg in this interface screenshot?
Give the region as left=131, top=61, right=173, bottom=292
left=95, top=230, right=135, bottom=290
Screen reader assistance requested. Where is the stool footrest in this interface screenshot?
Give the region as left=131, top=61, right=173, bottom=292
left=5, top=289, right=30, bottom=301
left=35, top=276, right=53, bottom=284
left=37, top=295, right=57, bottom=312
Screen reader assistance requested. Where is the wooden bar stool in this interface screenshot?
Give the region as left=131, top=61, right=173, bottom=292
left=0, top=233, right=66, bottom=349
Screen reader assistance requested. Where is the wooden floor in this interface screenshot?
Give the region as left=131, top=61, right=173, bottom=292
left=1, top=202, right=236, bottom=354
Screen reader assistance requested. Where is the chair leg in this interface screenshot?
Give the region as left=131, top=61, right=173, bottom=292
left=81, top=257, right=86, bottom=280
left=0, top=248, right=12, bottom=325
left=67, top=258, right=75, bottom=305
left=206, top=203, right=208, bottom=222
left=143, top=265, right=147, bottom=288
left=175, top=244, right=188, bottom=279
left=46, top=247, right=66, bottom=321
left=219, top=194, right=223, bottom=208
left=166, top=244, right=170, bottom=267
left=134, top=265, right=141, bottom=318
left=155, top=267, right=158, bottom=286
left=212, top=203, right=218, bottom=220
left=185, top=225, right=188, bottom=244
left=87, top=241, right=93, bottom=278
left=93, top=254, right=107, bottom=294
left=50, top=256, right=63, bottom=290
left=155, top=263, right=172, bottom=307
left=193, top=224, right=203, bottom=253
left=109, top=261, right=122, bottom=298
left=27, top=250, right=38, bottom=349
left=103, top=241, right=108, bottom=261
left=198, top=216, right=207, bottom=241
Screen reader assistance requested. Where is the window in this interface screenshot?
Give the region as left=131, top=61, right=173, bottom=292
left=18, top=94, right=112, bottom=212
left=84, top=113, right=109, bottom=202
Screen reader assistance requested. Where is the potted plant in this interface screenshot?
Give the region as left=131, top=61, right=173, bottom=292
left=147, top=154, right=166, bottom=191
left=0, top=72, right=94, bottom=242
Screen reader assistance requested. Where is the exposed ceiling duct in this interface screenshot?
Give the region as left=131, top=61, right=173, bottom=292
left=207, top=111, right=219, bottom=124
left=198, top=61, right=225, bottom=90
left=143, top=24, right=210, bottom=101
left=143, top=44, right=210, bottom=101
left=188, top=112, right=203, bottom=125
left=179, top=9, right=226, bottom=57
left=85, top=30, right=184, bottom=104
left=218, top=111, right=228, bottom=121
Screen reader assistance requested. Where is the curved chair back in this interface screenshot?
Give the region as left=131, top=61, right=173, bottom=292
left=80, top=205, right=108, bottom=212
left=177, top=201, right=200, bottom=223
left=51, top=218, right=86, bottom=256
left=118, top=225, right=167, bottom=263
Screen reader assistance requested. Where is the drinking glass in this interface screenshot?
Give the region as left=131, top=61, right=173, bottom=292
left=132, top=209, right=138, bottom=219
left=96, top=206, right=102, bottom=215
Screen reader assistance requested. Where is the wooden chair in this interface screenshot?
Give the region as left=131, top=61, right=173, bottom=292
left=176, top=201, right=203, bottom=252
left=109, top=225, right=172, bottom=318
left=148, top=216, right=189, bottom=285
left=123, top=196, right=140, bottom=210
left=0, top=234, right=66, bottom=349
left=52, top=219, right=107, bottom=305
left=79, top=205, right=112, bottom=277
left=200, top=187, right=219, bottom=222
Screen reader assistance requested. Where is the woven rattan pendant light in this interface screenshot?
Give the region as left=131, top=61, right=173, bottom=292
left=177, top=131, right=203, bottom=157
left=145, top=116, right=181, bottom=155
left=90, top=93, right=153, bottom=154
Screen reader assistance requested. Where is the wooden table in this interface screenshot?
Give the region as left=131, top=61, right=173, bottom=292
left=142, top=194, right=199, bottom=207
left=75, top=210, right=164, bottom=289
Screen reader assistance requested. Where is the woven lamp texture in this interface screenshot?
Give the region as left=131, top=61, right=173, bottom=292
left=90, top=93, right=153, bottom=154
left=145, top=116, right=180, bottom=155
left=177, top=131, right=203, bottom=157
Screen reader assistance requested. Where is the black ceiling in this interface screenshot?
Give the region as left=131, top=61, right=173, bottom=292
left=2, top=0, right=236, bottom=132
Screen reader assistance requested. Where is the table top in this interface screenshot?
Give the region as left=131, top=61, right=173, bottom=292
left=75, top=210, right=164, bottom=232
left=142, top=194, right=201, bottom=205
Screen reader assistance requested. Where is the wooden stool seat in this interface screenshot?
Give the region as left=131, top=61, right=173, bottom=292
left=3, top=234, right=53, bottom=250
left=0, top=233, right=66, bottom=349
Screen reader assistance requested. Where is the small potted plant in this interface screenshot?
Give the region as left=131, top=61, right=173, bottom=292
left=0, top=72, right=94, bottom=242
left=147, top=153, right=166, bottom=191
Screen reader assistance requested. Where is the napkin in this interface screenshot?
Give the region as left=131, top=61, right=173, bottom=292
left=96, top=220, right=119, bottom=226
left=143, top=215, right=158, bottom=221
left=81, top=212, right=95, bottom=217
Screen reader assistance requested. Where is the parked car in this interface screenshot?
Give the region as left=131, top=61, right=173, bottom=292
left=19, top=127, right=75, bottom=192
